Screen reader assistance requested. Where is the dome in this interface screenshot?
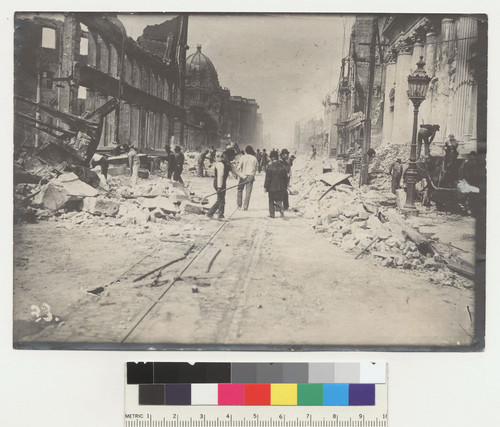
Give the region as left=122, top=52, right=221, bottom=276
left=186, top=45, right=221, bottom=90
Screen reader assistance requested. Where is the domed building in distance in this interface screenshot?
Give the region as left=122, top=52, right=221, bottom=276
left=185, top=45, right=263, bottom=150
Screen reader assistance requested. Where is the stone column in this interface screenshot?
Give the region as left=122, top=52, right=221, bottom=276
left=60, top=14, right=79, bottom=116
left=423, top=25, right=438, bottom=123
left=382, top=51, right=397, bottom=144
left=441, top=18, right=456, bottom=137
left=451, top=16, right=478, bottom=145
left=106, top=42, right=119, bottom=145
left=130, top=106, right=140, bottom=147
left=87, top=30, right=98, bottom=68
left=391, top=40, right=413, bottom=145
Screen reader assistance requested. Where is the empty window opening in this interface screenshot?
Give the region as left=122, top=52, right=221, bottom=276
left=41, top=27, right=56, bottom=49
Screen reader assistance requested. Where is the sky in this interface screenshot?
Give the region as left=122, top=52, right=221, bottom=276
left=118, top=13, right=354, bottom=146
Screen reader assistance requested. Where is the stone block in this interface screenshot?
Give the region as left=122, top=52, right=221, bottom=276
left=83, top=197, right=120, bottom=217
left=181, top=201, right=205, bottom=215
left=140, top=197, right=178, bottom=214
left=357, top=210, right=370, bottom=220
left=169, top=193, right=190, bottom=203
left=423, top=258, right=440, bottom=270
left=366, top=215, right=382, bottom=230
left=107, top=165, right=128, bottom=177
left=42, top=184, right=80, bottom=211
left=53, top=173, right=99, bottom=197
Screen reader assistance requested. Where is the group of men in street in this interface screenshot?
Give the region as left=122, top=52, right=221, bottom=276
left=205, top=144, right=293, bottom=220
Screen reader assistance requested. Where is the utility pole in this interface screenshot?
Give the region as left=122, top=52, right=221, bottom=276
left=359, top=17, right=378, bottom=186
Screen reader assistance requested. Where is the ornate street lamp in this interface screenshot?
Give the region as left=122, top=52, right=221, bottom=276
left=405, top=56, right=431, bottom=209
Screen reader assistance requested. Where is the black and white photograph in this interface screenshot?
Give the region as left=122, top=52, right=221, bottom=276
left=12, top=12, right=486, bottom=350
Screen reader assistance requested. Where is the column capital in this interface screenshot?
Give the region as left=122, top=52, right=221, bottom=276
left=394, top=38, right=413, bottom=56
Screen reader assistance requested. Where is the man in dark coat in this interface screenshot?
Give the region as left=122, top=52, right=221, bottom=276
left=264, top=150, right=288, bottom=218
left=165, top=145, right=176, bottom=179
left=389, top=158, right=403, bottom=194
left=173, top=146, right=185, bottom=184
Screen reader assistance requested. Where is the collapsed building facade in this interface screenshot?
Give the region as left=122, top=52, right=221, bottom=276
left=293, top=116, right=326, bottom=156
left=14, top=12, right=264, bottom=155
left=14, top=13, right=189, bottom=154
left=315, top=14, right=487, bottom=159
left=184, top=45, right=263, bottom=150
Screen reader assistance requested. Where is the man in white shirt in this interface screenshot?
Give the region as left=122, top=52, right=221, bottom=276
left=127, top=145, right=140, bottom=187
left=236, top=145, right=258, bottom=210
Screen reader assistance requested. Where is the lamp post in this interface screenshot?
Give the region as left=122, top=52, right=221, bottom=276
left=405, top=56, right=431, bottom=210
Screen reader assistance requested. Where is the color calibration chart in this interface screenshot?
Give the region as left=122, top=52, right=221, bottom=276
left=125, top=362, right=388, bottom=426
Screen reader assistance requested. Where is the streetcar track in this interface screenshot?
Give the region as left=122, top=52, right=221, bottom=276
left=120, top=207, right=239, bottom=343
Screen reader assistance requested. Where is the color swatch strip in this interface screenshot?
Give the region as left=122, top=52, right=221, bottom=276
left=127, top=362, right=385, bottom=384
left=137, top=383, right=375, bottom=406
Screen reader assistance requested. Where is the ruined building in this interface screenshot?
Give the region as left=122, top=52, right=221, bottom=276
left=335, top=16, right=385, bottom=156
left=14, top=12, right=189, bottom=152
left=184, top=45, right=262, bottom=149
left=318, top=14, right=486, bottom=158
left=293, top=116, right=325, bottom=156
left=381, top=15, right=487, bottom=154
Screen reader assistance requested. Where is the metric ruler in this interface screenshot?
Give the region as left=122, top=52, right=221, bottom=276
left=125, top=362, right=388, bottom=427
left=123, top=405, right=388, bottom=427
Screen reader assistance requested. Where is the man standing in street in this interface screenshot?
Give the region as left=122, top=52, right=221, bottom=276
left=264, top=150, right=288, bottom=218
left=127, top=145, right=140, bottom=188
left=389, top=158, right=403, bottom=194
left=206, top=151, right=231, bottom=220
left=198, top=149, right=209, bottom=177
left=279, top=148, right=292, bottom=210
left=165, top=145, right=176, bottom=179
left=236, top=145, right=258, bottom=210
left=417, top=124, right=440, bottom=159
left=173, top=146, right=185, bottom=185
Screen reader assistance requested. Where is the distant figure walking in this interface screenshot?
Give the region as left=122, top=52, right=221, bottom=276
left=389, top=158, right=403, bottom=194
left=264, top=150, right=288, bottom=218
left=260, top=148, right=269, bottom=172
left=256, top=149, right=262, bottom=173
left=236, top=145, right=258, bottom=210
left=311, top=145, right=317, bottom=160
left=173, top=146, right=185, bottom=185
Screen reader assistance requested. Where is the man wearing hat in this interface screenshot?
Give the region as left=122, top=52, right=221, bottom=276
left=417, top=124, right=440, bottom=159
left=443, top=134, right=460, bottom=185
left=389, top=158, right=403, bottom=194
left=264, top=150, right=288, bottom=218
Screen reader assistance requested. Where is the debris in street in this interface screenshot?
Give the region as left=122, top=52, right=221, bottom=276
left=206, top=249, right=222, bottom=273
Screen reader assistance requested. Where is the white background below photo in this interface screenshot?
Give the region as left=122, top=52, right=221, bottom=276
left=2, top=2, right=500, bottom=427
